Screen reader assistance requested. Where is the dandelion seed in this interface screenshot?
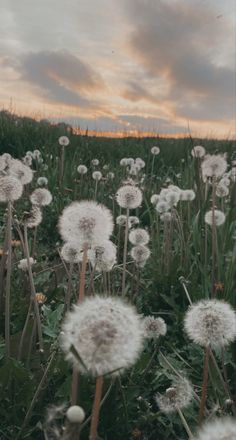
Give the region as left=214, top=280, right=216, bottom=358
left=58, top=136, right=70, bottom=146
left=30, top=188, right=52, bottom=206
left=156, top=378, right=193, bottom=413
left=92, top=171, right=102, bottom=181
left=143, top=316, right=167, bottom=339
left=204, top=209, right=225, bottom=226
left=116, top=185, right=142, bottom=209
left=59, top=201, right=114, bottom=245
left=191, top=145, right=206, bottom=158
left=18, top=257, right=36, bottom=271
left=184, top=299, right=236, bottom=348
left=60, top=295, right=144, bottom=376
left=129, top=228, right=150, bottom=246
left=0, top=176, right=23, bottom=202
left=194, top=417, right=236, bottom=440
left=151, top=146, right=160, bottom=155
left=77, top=165, right=88, bottom=175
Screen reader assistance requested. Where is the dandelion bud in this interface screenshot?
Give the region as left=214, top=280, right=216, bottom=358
left=66, top=405, right=85, bottom=424
left=116, top=185, right=142, bottom=209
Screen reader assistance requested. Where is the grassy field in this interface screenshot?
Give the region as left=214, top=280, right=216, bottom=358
left=0, top=110, right=236, bottom=440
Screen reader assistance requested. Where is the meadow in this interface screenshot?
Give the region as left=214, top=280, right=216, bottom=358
left=0, top=110, right=236, bottom=440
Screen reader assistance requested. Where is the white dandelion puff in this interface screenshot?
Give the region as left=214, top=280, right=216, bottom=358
left=131, top=245, right=151, bottom=266
left=156, top=201, right=170, bottom=214
left=129, top=228, right=150, bottom=245
left=37, top=176, right=48, bottom=186
left=216, top=184, right=229, bottom=198
left=9, top=159, right=33, bottom=185
left=126, top=158, right=135, bottom=166
left=156, top=378, right=193, bottom=413
left=116, top=185, right=142, bottom=209
left=201, top=154, right=227, bottom=180
left=23, top=205, right=43, bottom=228
left=129, top=216, right=140, bottom=227
left=88, top=240, right=117, bottom=272
left=165, top=191, right=180, bottom=207
left=22, top=154, right=33, bottom=167
left=204, top=209, right=226, bottom=226
left=61, top=242, right=84, bottom=264
left=143, top=316, right=167, bottom=339
left=191, top=145, right=206, bottom=158
left=0, top=176, right=23, bottom=202
left=66, top=406, right=85, bottom=424
left=160, top=212, right=172, bottom=222
left=60, top=295, right=144, bottom=377
left=107, top=172, right=115, bottom=180
left=120, top=158, right=128, bottom=167
left=150, top=194, right=160, bottom=205
left=77, top=165, right=88, bottom=175
left=184, top=299, right=236, bottom=348
left=92, top=171, right=102, bottom=181
left=18, top=257, right=36, bottom=271
left=194, top=417, right=236, bottom=440
left=91, top=159, right=99, bottom=166
left=58, top=201, right=114, bottom=245
left=135, top=158, right=145, bottom=169
left=30, top=188, right=52, bottom=206
left=58, top=136, right=70, bottom=146
left=33, top=149, right=41, bottom=159
left=180, top=189, right=196, bottom=201
left=151, top=146, right=160, bottom=155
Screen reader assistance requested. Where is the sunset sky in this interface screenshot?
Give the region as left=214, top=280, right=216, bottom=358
left=0, top=0, right=235, bottom=137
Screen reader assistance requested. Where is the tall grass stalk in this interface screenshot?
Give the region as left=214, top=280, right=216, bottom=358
left=121, top=208, right=129, bottom=296
left=5, top=201, right=13, bottom=358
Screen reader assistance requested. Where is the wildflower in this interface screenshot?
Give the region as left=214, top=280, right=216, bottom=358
left=116, top=215, right=127, bottom=226
left=201, top=154, right=227, bottom=180
left=131, top=245, right=151, bottom=267
left=191, top=145, right=206, bottom=158
left=143, top=316, right=167, bottom=339
left=194, top=417, right=236, bottom=440
left=23, top=205, right=43, bottom=228
left=184, top=299, right=236, bottom=348
left=92, top=171, right=102, bottom=181
left=165, top=191, right=180, bottom=206
left=35, top=293, right=47, bottom=304
left=58, top=136, right=70, bottom=146
left=22, top=154, right=33, bottom=167
left=107, top=172, right=115, bottom=179
left=116, top=185, right=142, bottom=209
left=204, top=209, right=225, bottom=226
left=216, top=184, right=229, bottom=198
left=37, top=177, right=48, bottom=186
left=135, top=158, right=145, bottom=169
left=120, top=158, right=128, bottom=167
left=30, top=188, right=52, bottom=206
left=129, top=228, right=150, bottom=245
left=88, top=240, right=117, bottom=272
left=126, top=158, right=135, bottom=166
left=66, top=406, right=85, bottom=424
left=60, top=295, right=144, bottom=377
left=8, top=159, right=33, bottom=185
left=150, top=194, right=160, bottom=205
left=156, top=378, right=193, bottom=413
left=18, top=257, right=36, bottom=271
left=129, top=216, right=140, bottom=227
left=151, top=146, right=160, bottom=155
left=91, top=159, right=99, bottom=166
left=77, top=165, right=88, bottom=175
left=61, top=242, right=84, bottom=264
left=33, top=149, right=41, bottom=159
left=180, top=189, right=196, bottom=201
left=0, top=176, right=23, bottom=202
left=58, top=201, right=114, bottom=245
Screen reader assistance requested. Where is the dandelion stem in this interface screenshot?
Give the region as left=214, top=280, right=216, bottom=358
left=5, top=201, right=12, bottom=358
left=89, top=375, right=104, bottom=440
left=177, top=408, right=193, bottom=439
left=59, top=145, right=65, bottom=187
left=121, top=208, right=129, bottom=296
left=199, top=344, right=210, bottom=424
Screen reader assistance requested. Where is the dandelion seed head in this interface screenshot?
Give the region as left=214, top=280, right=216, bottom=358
left=92, top=171, right=102, bottom=181
left=135, top=158, right=145, bottom=169
left=116, top=215, right=127, bottom=226
left=116, top=185, right=142, bottom=209
left=131, top=245, right=150, bottom=266
left=66, top=406, right=85, bottom=424
left=202, top=154, right=227, bottom=180
left=37, top=176, right=48, bottom=186
left=156, top=378, right=193, bottom=413
left=204, top=209, right=226, bottom=226
left=165, top=190, right=180, bottom=206
left=191, top=145, right=206, bottom=158
left=180, top=189, right=196, bottom=201
left=22, top=154, right=32, bottom=167
left=59, top=201, right=114, bottom=245
left=184, top=299, right=236, bottom=348
left=77, top=165, right=88, bottom=175
left=9, top=159, right=33, bottom=185
left=0, top=176, right=23, bottom=202
left=156, top=201, right=170, bottom=214
left=88, top=240, right=117, bottom=272
left=194, top=417, right=236, bottom=440
left=150, top=194, right=160, bottom=205
left=126, top=158, right=135, bottom=166
left=30, top=188, right=52, bottom=206
left=107, top=172, right=115, bottom=179
left=60, top=295, right=144, bottom=377
left=151, top=146, right=160, bottom=155
left=143, top=316, right=167, bottom=339
left=23, top=205, right=43, bottom=228
left=58, top=136, right=70, bottom=146
left=216, top=184, right=229, bottom=198
left=220, top=176, right=230, bottom=187
left=91, top=159, right=99, bottom=166
left=61, top=242, right=84, bottom=263
left=120, top=158, right=128, bottom=167
left=18, top=257, right=36, bottom=271
left=129, top=216, right=140, bottom=226
left=129, top=228, right=150, bottom=245
left=33, top=149, right=41, bottom=159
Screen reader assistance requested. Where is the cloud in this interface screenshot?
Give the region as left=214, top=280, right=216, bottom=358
left=123, top=0, right=236, bottom=121
left=17, top=50, right=105, bottom=108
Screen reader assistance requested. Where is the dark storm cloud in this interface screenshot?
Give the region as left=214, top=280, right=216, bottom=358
left=18, top=50, right=104, bottom=107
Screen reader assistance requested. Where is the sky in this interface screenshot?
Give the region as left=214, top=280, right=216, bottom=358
left=0, top=0, right=235, bottom=137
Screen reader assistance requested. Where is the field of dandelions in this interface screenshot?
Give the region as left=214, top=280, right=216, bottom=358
left=0, top=112, right=236, bottom=440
